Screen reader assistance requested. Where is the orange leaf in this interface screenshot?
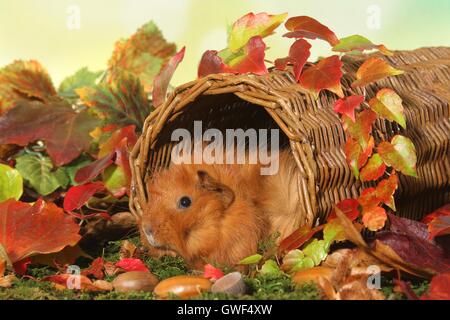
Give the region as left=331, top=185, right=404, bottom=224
left=360, top=153, right=386, bottom=182
left=378, top=135, right=418, bottom=177
left=344, top=136, right=374, bottom=179
left=284, top=16, right=339, bottom=46
left=362, top=206, right=387, bottom=231
left=351, top=57, right=404, bottom=87
left=358, top=188, right=381, bottom=210
left=421, top=273, right=450, bottom=300
left=299, top=55, right=343, bottom=98
left=369, top=88, right=406, bottom=128
left=333, top=95, right=365, bottom=122
left=343, top=109, right=377, bottom=150
left=328, top=199, right=360, bottom=221
left=0, top=199, right=81, bottom=263
left=375, top=173, right=399, bottom=211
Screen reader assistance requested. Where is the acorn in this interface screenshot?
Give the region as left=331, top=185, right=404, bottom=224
left=112, top=271, right=159, bottom=292
left=153, top=275, right=212, bottom=299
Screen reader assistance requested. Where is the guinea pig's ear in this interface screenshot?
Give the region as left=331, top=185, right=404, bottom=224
left=196, top=170, right=234, bottom=208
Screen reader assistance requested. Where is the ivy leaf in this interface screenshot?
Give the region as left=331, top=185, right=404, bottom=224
left=58, top=67, right=103, bottom=100
left=284, top=16, right=339, bottom=46
left=0, top=101, right=99, bottom=166
left=198, top=50, right=227, bottom=78
left=0, top=199, right=81, bottom=263
left=302, top=239, right=329, bottom=265
left=225, top=36, right=268, bottom=75
left=107, top=21, right=176, bottom=92
left=152, top=47, right=186, bottom=107
left=360, top=153, right=386, bottom=182
left=282, top=249, right=315, bottom=273
left=0, top=60, right=57, bottom=114
left=115, top=258, right=150, bottom=272
left=227, top=12, right=287, bottom=52
left=344, top=136, right=374, bottom=179
left=333, top=95, right=365, bottom=122
left=98, top=125, right=137, bottom=158
left=274, top=39, right=311, bottom=81
left=238, top=253, right=262, bottom=265
left=323, top=219, right=346, bottom=244
left=362, top=206, right=387, bottom=231
left=0, top=163, right=23, bottom=202
left=328, top=199, right=360, bottom=221
left=299, top=55, right=344, bottom=98
left=375, top=173, right=399, bottom=211
left=15, top=154, right=69, bottom=196
left=332, top=35, right=393, bottom=55
left=77, top=72, right=150, bottom=130
left=351, top=57, right=404, bottom=87
left=378, top=135, right=418, bottom=177
left=358, top=187, right=381, bottom=210
left=369, top=88, right=406, bottom=129
left=343, top=109, right=377, bottom=150
left=63, top=182, right=105, bottom=212
left=259, top=259, right=281, bottom=276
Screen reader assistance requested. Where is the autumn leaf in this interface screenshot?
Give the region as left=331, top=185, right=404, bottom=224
left=74, top=153, right=114, bottom=185
left=284, top=16, right=339, bottom=46
left=378, top=135, right=418, bottom=177
left=282, top=249, right=314, bottom=273
left=275, top=39, right=311, bottom=81
left=328, top=199, right=360, bottom=221
left=369, top=88, right=406, bottom=128
left=15, top=153, right=69, bottom=196
left=225, top=36, right=268, bottom=75
left=115, top=258, right=149, bottom=272
left=82, top=257, right=105, bottom=279
left=58, top=67, right=103, bottom=100
left=107, top=21, right=176, bottom=92
left=332, top=35, right=393, bottom=55
left=31, top=245, right=90, bottom=268
left=351, top=57, right=404, bottom=87
left=198, top=50, right=227, bottom=77
left=227, top=12, right=287, bottom=52
left=239, top=254, right=262, bottom=265
left=422, top=204, right=450, bottom=224
left=375, top=173, right=398, bottom=210
left=98, top=125, right=137, bottom=158
left=0, top=163, right=23, bottom=202
left=102, top=165, right=128, bottom=197
left=333, top=95, right=365, bottom=122
left=299, top=55, right=344, bottom=98
left=358, top=187, right=381, bottom=210
left=0, top=199, right=81, bottom=263
left=63, top=182, right=105, bottom=212
left=278, top=224, right=324, bottom=253
left=423, top=204, right=450, bottom=240
left=342, top=109, right=377, bottom=150
left=421, top=273, right=450, bottom=300
left=260, top=260, right=282, bottom=275
left=362, top=206, right=387, bottom=231
left=152, top=47, right=186, bottom=107
left=0, top=100, right=99, bottom=166
left=77, top=72, right=150, bottom=130
left=203, top=264, right=224, bottom=280
left=0, top=60, right=57, bottom=114
left=360, top=153, right=386, bottom=182
left=43, top=273, right=111, bottom=291
left=344, top=136, right=374, bottom=179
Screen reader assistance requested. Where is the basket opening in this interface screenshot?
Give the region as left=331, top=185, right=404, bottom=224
left=146, top=93, right=290, bottom=179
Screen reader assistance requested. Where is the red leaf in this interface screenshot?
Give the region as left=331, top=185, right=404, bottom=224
left=0, top=101, right=98, bottom=166
left=198, top=50, right=227, bottom=77
left=343, top=109, right=377, bottom=150
left=63, top=182, right=105, bottom=212
left=115, top=258, right=149, bottom=272
left=152, top=47, right=186, bottom=107
left=13, top=257, right=32, bottom=276
left=328, top=199, right=360, bottom=221
left=359, top=153, right=386, bottom=182
left=299, top=55, right=343, bottom=98
left=98, top=125, right=137, bottom=158
left=333, top=95, right=364, bottom=122
left=421, top=273, right=450, bottom=300
left=284, top=16, right=339, bottom=46
left=0, top=199, right=81, bottom=263
left=275, top=39, right=311, bottom=81
left=225, top=36, right=268, bottom=75
left=344, top=136, right=374, bottom=179
left=203, top=264, right=224, bottom=280
left=278, top=224, right=324, bottom=253
left=422, top=204, right=450, bottom=224
left=82, top=257, right=105, bottom=280
left=424, top=204, right=450, bottom=240
left=74, top=153, right=114, bottom=184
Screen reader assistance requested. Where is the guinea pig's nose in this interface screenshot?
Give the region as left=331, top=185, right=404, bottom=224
left=142, top=225, right=159, bottom=247
left=143, top=225, right=153, bottom=237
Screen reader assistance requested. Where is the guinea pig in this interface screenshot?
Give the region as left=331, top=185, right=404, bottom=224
left=140, top=148, right=305, bottom=269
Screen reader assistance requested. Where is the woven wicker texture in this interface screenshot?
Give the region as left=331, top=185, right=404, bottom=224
left=130, top=47, right=450, bottom=227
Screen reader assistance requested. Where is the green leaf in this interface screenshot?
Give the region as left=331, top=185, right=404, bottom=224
left=282, top=249, right=314, bottom=273
left=369, top=88, right=406, bottom=129
left=323, top=219, right=345, bottom=245
left=238, top=253, right=262, bottom=265
left=259, top=259, right=281, bottom=275
left=15, top=153, right=69, bottom=196
left=332, top=35, right=393, bottom=55
left=102, top=165, right=127, bottom=198
left=378, top=135, right=418, bottom=177
left=107, top=21, right=177, bottom=92
left=58, top=67, right=103, bottom=99
left=0, top=163, right=23, bottom=202
left=302, top=239, right=329, bottom=265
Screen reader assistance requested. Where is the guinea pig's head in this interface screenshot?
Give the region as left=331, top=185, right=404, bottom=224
left=140, top=164, right=235, bottom=267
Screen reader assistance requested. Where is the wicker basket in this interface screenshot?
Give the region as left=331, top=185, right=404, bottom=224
left=130, top=47, right=450, bottom=227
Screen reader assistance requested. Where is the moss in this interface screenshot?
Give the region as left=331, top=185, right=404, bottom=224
left=144, top=255, right=189, bottom=280
left=380, top=276, right=429, bottom=300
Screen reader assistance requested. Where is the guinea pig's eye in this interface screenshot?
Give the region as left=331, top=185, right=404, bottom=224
left=177, top=196, right=192, bottom=209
